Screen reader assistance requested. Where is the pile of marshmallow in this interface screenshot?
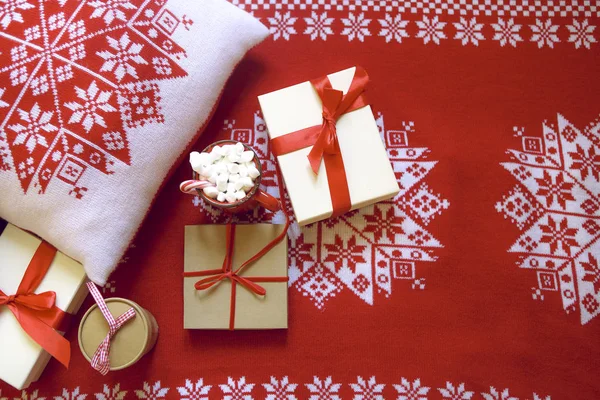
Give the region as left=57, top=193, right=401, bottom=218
left=189, top=142, right=260, bottom=204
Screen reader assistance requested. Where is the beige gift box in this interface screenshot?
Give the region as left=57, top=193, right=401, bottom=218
left=0, top=223, right=88, bottom=390
left=184, top=224, right=287, bottom=330
left=258, top=67, right=400, bottom=226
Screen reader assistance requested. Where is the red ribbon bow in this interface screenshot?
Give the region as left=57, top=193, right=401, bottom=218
left=271, top=66, right=370, bottom=218
left=0, top=241, right=71, bottom=368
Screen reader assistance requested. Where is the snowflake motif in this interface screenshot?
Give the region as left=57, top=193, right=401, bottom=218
left=341, top=12, right=371, bottom=42
left=324, top=235, right=367, bottom=273
left=530, top=19, right=560, bottom=48
left=54, top=387, right=87, bottom=400
left=497, top=114, right=600, bottom=325
left=97, top=32, right=148, bottom=81
left=219, top=377, right=255, bottom=400
left=177, top=379, right=212, bottom=400
left=95, top=384, right=126, bottom=400
left=364, top=205, right=404, bottom=242
left=481, top=387, right=518, bottom=400
left=263, top=376, right=298, bottom=400
left=438, top=382, right=474, bottom=399
left=416, top=15, right=446, bottom=45
left=567, top=19, right=597, bottom=49
left=378, top=13, right=409, bottom=43
left=15, top=390, right=45, bottom=400
left=88, top=0, right=135, bottom=25
left=350, top=376, right=385, bottom=400
left=134, top=381, right=169, bottom=400
left=303, top=11, right=333, bottom=41
left=305, top=376, right=342, bottom=400
left=268, top=11, right=297, bottom=41
left=64, top=81, right=117, bottom=132
left=492, top=18, right=523, bottom=47
left=453, top=17, right=485, bottom=46
left=8, top=103, right=57, bottom=153
left=393, top=378, right=430, bottom=400
left=0, top=0, right=34, bottom=29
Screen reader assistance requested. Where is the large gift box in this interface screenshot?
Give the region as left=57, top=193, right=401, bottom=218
left=258, top=66, right=400, bottom=226
left=0, top=221, right=88, bottom=390
left=184, top=224, right=288, bottom=330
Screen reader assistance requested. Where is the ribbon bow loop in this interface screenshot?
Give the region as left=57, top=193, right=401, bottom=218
left=86, top=282, right=136, bottom=375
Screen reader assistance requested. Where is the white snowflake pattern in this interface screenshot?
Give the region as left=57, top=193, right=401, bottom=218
left=97, top=32, right=148, bottom=81
left=0, top=88, right=10, bottom=108
left=15, top=390, right=45, bottom=400
left=177, top=379, right=212, bottom=400
left=0, top=0, right=34, bottom=29
left=64, top=81, right=117, bottom=132
left=416, top=15, right=446, bottom=45
left=268, top=11, right=297, bottom=41
left=438, top=382, right=474, bottom=399
left=378, top=13, right=409, bottom=43
left=341, top=12, right=371, bottom=42
left=530, top=19, right=560, bottom=48
left=481, top=387, right=518, bottom=400
left=53, top=387, right=87, bottom=400
left=134, top=381, right=169, bottom=400
left=492, top=18, right=523, bottom=47
left=303, top=11, right=333, bottom=41
left=88, top=0, right=135, bottom=25
left=263, top=376, right=298, bottom=400
left=219, top=377, right=255, bottom=400
left=305, top=376, right=342, bottom=400
left=94, top=384, right=126, bottom=400
left=567, top=19, right=597, bottom=49
left=453, top=17, right=485, bottom=46
left=350, top=376, right=385, bottom=400
left=393, top=378, right=431, bottom=400
left=8, top=103, right=57, bottom=153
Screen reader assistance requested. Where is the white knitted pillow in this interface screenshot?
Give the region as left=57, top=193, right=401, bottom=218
left=0, top=0, right=268, bottom=284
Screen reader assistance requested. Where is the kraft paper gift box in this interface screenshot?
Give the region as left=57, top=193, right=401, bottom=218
left=258, top=66, right=400, bottom=226
left=184, top=224, right=287, bottom=330
left=0, top=222, right=88, bottom=390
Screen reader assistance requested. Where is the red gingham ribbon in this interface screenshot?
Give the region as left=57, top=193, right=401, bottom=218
left=86, top=282, right=136, bottom=375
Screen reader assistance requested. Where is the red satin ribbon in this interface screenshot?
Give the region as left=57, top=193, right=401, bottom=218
left=183, top=165, right=291, bottom=330
left=0, top=241, right=71, bottom=367
left=270, top=66, right=369, bottom=218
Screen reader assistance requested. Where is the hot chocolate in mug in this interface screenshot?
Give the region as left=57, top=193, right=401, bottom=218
left=190, top=140, right=280, bottom=214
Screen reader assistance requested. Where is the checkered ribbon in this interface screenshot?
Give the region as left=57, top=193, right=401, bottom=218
left=86, top=282, right=136, bottom=375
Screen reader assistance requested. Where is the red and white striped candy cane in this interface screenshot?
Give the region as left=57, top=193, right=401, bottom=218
left=179, top=179, right=214, bottom=195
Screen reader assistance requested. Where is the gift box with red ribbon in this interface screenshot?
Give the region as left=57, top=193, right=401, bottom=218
left=258, top=66, right=400, bottom=226
left=183, top=223, right=288, bottom=330
left=0, top=221, right=88, bottom=390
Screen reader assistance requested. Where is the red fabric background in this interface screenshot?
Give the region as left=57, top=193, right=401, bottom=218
left=2, top=2, right=600, bottom=399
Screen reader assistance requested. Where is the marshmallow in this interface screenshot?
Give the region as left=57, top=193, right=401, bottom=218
left=227, top=163, right=240, bottom=174
left=240, top=177, right=254, bottom=190
left=227, top=152, right=240, bottom=163
left=226, top=182, right=236, bottom=193
left=211, top=145, right=223, bottom=156
left=216, top=176, right=228, bottom=192
left=229, top=173, right=240, bottom=182
left=215, top=163, right=228, bottom=174
left=235, top=142, right=244, bottom=155
left=208, top=172, right=218, bottom=184
left=240, top=151, right=254, bottom=163
left=217, top=192, right=226, bottom=202
left=235, top=190, right=246, bottom=201
left=221, top=145, right=232, bottom=156
left=225, top=193, right=237, bottom=203
left=238, top=164, right=248, bottom=178
left=247, top=165, right=260, bottom=179
left=202, top=186, right=219, bottom=199
left=234, top=180, right=245, bottom=191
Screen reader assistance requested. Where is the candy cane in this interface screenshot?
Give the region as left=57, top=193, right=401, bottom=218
left=180, top=179, right=214, bottom=195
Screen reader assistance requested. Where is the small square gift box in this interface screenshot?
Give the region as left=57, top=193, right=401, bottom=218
left=184, top=223, right=288, bottom=330
left=258, top=66, right=400, bottom=226
left=0, top=221, right=88, bottom=390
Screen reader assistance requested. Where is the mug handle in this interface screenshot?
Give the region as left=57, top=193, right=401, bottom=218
left=255, top=189, right=281, bottom=212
